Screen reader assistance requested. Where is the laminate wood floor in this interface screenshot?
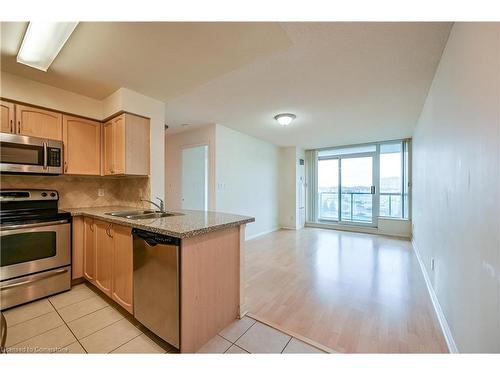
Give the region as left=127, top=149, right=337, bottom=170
left=245, top=228, right=448, bottom=353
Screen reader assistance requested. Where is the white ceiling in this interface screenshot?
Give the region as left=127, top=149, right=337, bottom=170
left=165, top=23, right=452, bottom=149
left=1, top=22, right=452, bottom=149
left=0, top=22, right=292, bottom=100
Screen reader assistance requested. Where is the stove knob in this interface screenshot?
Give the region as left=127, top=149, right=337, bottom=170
left=41, top=192, right=47, bottom=197
left=50, top=192, right=56, bottom=198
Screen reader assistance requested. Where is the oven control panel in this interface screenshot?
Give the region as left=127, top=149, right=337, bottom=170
left=0, top=190, right=59, bottom=201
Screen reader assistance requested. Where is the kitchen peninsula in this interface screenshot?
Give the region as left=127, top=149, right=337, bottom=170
left=68, top=206, right=254, bottom=353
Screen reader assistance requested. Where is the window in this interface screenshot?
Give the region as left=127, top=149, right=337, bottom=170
left=380, top=142, right=403, bottom=218
left=308, top=139, right=410, bottom=226
left=379, top=141, right=410, bottom=219
left=318, top=158, right=339, bottom=220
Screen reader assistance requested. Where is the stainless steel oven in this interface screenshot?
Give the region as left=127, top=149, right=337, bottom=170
left=0, top=133, right=63, bottom=175
left=0, top=190, right=71, bottom=310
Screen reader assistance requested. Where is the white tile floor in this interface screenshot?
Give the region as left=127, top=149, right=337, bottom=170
left=3, top=283, right=174, bottom=354
left=197, top=317, right=327, bottom=354
left=3, top=282, right=327, bottom=354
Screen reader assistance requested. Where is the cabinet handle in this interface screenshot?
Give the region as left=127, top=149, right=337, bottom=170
left=64, top=161, right=68, bottom=173
left=107, top=224, right=113, bottom=238
left=17, top=121, right=21, bottom=133
left=10, top=119, right=13, bottom=133
left=90, top=223, right=95, bottom=232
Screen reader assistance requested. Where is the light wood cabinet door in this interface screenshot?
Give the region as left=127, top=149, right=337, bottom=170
left=103, top=120, right=114, bottom=175
left=72, top=216, right=84, bottom=280
left=62, top=115, right=101, bottom=175
left=112, top=225, right=133, bottom=313
left=95, top=220, right=114, bottom=297
left=83, top=217, right=96, bottom=283
left=123, top=113, right=149, bottom=175
left=113, top=115, right=126, bottom=174
left=16, top=104, right=62, bottom=140
left=1, top=100, right=15, bottom=133
left=103, top=113, right=149, bottom=176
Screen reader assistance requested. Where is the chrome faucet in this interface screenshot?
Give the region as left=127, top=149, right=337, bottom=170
left=141, top=197, right=165, bottom=212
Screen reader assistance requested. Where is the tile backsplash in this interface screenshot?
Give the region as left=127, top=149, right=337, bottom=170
left=0, top=175, right=151, bottom=209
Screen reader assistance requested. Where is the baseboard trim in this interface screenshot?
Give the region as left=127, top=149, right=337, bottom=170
left=245, top=227, right=280, bottom=241
left=306, top=222, right=411, bottom=240
left=411, top=238, right=459, bottom=353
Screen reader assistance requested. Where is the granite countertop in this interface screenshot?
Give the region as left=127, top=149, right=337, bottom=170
left=64, top=206, right=255, bottom=239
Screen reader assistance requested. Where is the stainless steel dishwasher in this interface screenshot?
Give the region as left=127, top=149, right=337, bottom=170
left=132, top=229, right=180, bottom=349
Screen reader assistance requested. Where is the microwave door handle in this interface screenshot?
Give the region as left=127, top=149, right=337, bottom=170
left=43, top=142, right=48, bottom=170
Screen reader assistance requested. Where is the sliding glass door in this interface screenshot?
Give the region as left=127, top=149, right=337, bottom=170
left=316, top=146, right=378, bottom=226
left=340, top=155, right=376, bottom=225
left=310, top=140, right=410, bottom=227
left=318, top=158, right=339, bottom=221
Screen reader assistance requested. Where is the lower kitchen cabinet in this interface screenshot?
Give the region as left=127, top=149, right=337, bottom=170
left=83, top=217, right=96, bottom=283
left=95, top=220, right=114, bottom=297
left=112, top=225, right=133, bottom=314
left=79, top=217, right=134, bottom=313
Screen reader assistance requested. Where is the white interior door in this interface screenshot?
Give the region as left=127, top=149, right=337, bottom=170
left=298, top=159, right=306, bottom=228
left=181, top=145, right=208, bottom=210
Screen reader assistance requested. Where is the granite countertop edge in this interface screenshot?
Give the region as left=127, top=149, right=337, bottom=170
left=65, top=206, right=255, bottom=239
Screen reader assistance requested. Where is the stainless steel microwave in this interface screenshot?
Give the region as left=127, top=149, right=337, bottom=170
left=0, top=133, right=63, bottom=175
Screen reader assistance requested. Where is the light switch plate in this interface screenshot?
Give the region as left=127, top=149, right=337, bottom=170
left=98, top=188, right=105, bottom=197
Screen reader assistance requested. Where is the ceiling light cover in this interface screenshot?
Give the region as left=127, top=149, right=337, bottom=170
left=17, top=22, right=79, bottom=72
left=274, top=113, right=296, bottom=126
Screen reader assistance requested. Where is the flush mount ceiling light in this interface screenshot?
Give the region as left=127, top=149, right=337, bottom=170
left=274, top=113, right=296, bottom=126
left=17, top=22, right=79, bottom=72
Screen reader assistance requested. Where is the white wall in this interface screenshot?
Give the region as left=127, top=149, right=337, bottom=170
left=412, top=23, right=500, bottom=353
left=279, top=147, right=297, bottom=229
left=279, top=146, right=305, bottom=229
left=215, top=124, right=280, bottom=239
left=0, top=72, right=102, bottom=119
left=165, top=125, right=216, bottom=210
left=296, top=147, right=306, bottom=229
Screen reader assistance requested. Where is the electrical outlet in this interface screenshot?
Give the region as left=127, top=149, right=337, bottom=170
left=430, top=258, right=435, bottom=271
left=98, top=188, right=105, bottom=197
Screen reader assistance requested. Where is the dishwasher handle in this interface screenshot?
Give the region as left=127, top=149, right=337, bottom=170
left=132, top=228, right=181, bottom=247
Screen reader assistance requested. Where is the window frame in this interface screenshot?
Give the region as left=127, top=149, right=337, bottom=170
left=308, top=138, right=411, bottom=225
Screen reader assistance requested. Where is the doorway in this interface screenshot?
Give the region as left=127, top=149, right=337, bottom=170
left=181, top=145, right=208, bottom=210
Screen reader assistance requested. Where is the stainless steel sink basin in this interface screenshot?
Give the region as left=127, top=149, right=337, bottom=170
left=105, top=210, right=184, bottom=220
left=106, top=210, right=155, bottom=217
left=127, top=212, right=181, bottom=220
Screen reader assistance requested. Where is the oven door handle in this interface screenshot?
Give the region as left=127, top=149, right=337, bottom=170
left=43, top=141, right=48, bottom=170
left=0, top=219, right=69, bottom=231
left=0, top=268, right=68, bottom=291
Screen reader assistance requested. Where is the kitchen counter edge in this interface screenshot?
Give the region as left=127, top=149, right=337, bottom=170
left=65, top=207, right=255, bottom=239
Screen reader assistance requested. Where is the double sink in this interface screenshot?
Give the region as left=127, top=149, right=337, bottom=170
left=105, top=210, right=184, bottom=220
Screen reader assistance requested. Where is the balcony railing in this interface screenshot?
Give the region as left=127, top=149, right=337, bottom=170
left=319, top=191, right=403, bottom=222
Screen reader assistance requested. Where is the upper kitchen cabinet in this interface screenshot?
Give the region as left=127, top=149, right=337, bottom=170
left=103, top=113, right=150, bottom=176
left=1, top=100, right=15, bottom=133
left=62, top=115, right=101, bottom=175
left=15, top=104, right=62, bottom=140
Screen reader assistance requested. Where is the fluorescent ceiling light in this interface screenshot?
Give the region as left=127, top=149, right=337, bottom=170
left=274, top=113, right=296, bottom=126
left=17, top=22, right=78, bottom=72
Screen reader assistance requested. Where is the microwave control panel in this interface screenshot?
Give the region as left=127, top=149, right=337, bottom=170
left=48, top=148, right=61, bottom=167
